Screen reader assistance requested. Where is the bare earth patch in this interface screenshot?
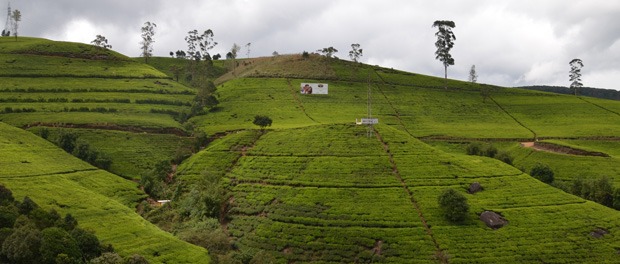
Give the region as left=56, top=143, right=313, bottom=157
left=521, top=141, right=610, bottom=157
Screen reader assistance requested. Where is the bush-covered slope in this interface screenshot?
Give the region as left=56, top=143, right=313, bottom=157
left=0, top=122, right=210, bottom=263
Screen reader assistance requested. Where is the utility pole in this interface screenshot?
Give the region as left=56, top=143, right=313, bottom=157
left=367, top=74, right=373, bottom=137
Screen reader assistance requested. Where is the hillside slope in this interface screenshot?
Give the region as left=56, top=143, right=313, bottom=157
left=0, top=121, right=210, bottom=263
left=176, top=123, right=620, bottom=263
left=175, top=54, right=620, bottom=262
left=1, top=37, right=620, bottom=263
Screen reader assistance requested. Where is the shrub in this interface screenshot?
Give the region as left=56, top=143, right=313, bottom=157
left=465, top=142, right=482, bottom=155
left=495, top=151, right=513, bottom=165
left=482, top=144, right=498, bottom=158
left=253, top=115, right=273, bottom=130
left=438, top=189, right=469, bottom=222
left=530, top=163, right=554, bottom=184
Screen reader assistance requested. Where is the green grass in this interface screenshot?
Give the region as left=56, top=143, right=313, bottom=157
left=0, top=122, right=210, bottom=263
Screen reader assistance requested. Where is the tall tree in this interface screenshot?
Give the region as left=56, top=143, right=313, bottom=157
left=318, top=47, right=338, bottom=58
left=185, top=30, right=201, bottom=60
left=140, top=21, right=157, bottom=63
left=432, top=20, right=456, bottom=89
left=245, top=42, right=251, bottom=58
left=349, top=43, right=363, bottom=62
left=199, top=29, right=217, bottom=60
left=91, top=35, right=112, bottom=50
left=469, top=64, right=478, bottom=83
left=11, top=9, right=20, bottom=41
left=569, top=58, right=584, bottom=96
left=230, top=43, right=241, bottom=59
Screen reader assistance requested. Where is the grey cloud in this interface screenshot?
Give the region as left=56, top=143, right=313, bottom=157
left=6, top=0, right=620, bottom=89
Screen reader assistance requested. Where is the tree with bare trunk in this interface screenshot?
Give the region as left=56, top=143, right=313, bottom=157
left=432, top=20, right=456, bottom=89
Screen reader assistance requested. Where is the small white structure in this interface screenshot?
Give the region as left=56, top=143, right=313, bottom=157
left=156, top=200, right=171, bottom=206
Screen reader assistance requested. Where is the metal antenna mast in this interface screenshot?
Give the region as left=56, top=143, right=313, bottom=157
left=366, top=73, right=373, bottom=137
left=2, top=2, right=10, bottom=36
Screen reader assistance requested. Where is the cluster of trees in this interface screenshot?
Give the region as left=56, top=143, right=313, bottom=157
left=528, top=164, right=620, bottom=210
left=0, top=184, right=148, bottom=264
left=465, top=142, right=513, bottom=165
left=519, top=86, right=619, bottom=101
left=39, top=129, right=112, bottom=170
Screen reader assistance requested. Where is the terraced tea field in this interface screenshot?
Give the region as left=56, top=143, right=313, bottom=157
left=0, top=122, right=210, bottom=263
left=175, top=124, right=620, bottom=263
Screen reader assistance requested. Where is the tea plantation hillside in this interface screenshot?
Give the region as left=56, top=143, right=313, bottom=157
left=0, top=121, right=210, bottom=263
left=174, top=54, right=620, bottom=262
left=0, top=37, right=204, bottom=179
left=1, top=37, right=620, bottom=263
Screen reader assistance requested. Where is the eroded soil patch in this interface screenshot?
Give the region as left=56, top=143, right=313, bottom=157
left=521, top=141, right=610, bottom=157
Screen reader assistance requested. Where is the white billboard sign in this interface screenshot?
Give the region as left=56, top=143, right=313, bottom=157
left=300, top=83, right=328, bottom=94
left=361, top=118, right=379, bottom=125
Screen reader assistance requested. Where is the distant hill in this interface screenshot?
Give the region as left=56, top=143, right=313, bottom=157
left=519, top=85, right=620, bottom=100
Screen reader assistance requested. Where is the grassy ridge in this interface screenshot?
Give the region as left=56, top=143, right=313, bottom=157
left=0, top=122, right=210, bottom=263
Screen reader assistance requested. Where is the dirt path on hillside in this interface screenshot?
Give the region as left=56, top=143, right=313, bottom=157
left=521, top=141, right=610, bottom=157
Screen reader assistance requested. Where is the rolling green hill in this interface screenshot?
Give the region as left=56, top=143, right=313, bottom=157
left=1, top=37, right=619, bottom=263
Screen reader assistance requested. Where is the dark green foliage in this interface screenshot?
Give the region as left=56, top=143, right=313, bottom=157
left=89, top=252, right=123, bottom=264
left=253, top=115, right=273, bottom=130
left=302, top=51, right=310, bottom=59
left=530, top=163, right=554, bottom=184
left=124, top=254, right=149, bottom=264
left=62, top=214, right=78, bottom=231
left=466, top=142, right=500, bottom=159
left=613, top=189, right=620, bottom=210
left=178, top=225, right=229, bottom=255
left=438, top=188, right=469, bottom=222
left=140, top=174, right=163, bottom=199
left=0, top=228, right=13, bottom=249
left=465, top=142, right=482, bottom=155
left=39, top=127, right=50, bottom=139
left=40, top=227, right=82, bottom=264
left=0, top=185, right=107, bottom=263
left=0, top=185, right=14, bottom=206
left=58, top=131, right=78, bottom=153
left=29, top=208, right=61, bottom=230
left=70, top=228, right=101, bottom=262
left=1, top=226, right=42, bottom=264
left=482, top=144, right=498, bottom=158
left=179, top=173, right=226, bottom=220
left=140, top=160, right=173, bottom=198
left=495, top=151, right=513, bottom=165
left=0, top=207, right=18, bottom=228
left=571, top=177, right=614, bottom=207
left=18, top=196, right=38, bottom=215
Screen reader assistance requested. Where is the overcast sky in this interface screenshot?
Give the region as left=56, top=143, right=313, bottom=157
left=7, top=0, right=620, bottom=89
